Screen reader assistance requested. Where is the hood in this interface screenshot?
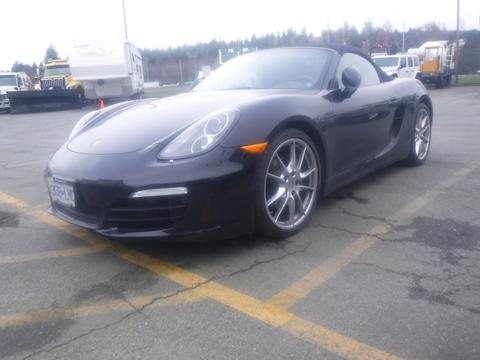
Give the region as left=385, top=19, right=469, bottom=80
left=43, top=76, right=68, bottom=79
left=67, top=90, right=293, bottom=155
left=0, top=86, right=17, bottom=94
left=380, top=66, right=398, bottom=74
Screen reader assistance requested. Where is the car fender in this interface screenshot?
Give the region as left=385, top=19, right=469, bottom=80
left=221, top=92, right=333, bottom=151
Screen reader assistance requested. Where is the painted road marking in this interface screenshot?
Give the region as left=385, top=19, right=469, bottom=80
left=268, top=162, right=480, bottom=309
left=285, top=317, right=399, bottom=360
left=0, top=246, right=103, bottom=265
left=268, top=234, right=380, bottom=309
left=0, top=191, right=401, bottom=360
left=0, top=290, right=205, bottom=329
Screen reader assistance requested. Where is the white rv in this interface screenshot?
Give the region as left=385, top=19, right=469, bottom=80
left=70, top=40, right=144, bottom=100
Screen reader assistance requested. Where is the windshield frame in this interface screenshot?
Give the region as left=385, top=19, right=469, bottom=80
left=193, top=47, right=334, bottom=92
left=43, top=65, right=71, bottom=77
left=0, top=75, right=18, bottom=87
left=372, top=57, right=400, bottom=68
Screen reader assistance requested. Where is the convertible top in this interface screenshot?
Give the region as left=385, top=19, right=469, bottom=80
left=323, top=44, right=393, bottom=82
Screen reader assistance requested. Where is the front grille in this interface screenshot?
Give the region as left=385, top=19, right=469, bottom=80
left=53, top=183, right=188, bottom=233
left=41, top=78, right=66, bottom=90
left=55, top=203, right=101, bottom=226
left=106, top=196, right=188, bottom=231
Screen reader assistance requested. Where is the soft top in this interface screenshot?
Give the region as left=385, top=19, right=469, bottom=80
left=322, top=44, right=393, bottom=82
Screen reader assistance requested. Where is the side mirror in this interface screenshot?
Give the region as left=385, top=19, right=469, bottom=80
left=341, top=66, right=361, bottom=96
left=398, top=62, right=406, bottom=69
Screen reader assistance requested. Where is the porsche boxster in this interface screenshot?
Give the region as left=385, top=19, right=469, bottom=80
left=46, top=45, right=433, bottom=240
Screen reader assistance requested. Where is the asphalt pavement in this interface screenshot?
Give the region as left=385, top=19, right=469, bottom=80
left=0, top=86, right=479, bottom=360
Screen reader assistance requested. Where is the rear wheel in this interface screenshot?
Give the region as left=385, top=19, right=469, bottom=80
left=73, top=89, right=85, bottom=109
left=444, top=75, right=452, bottom=87
left=436, top=76, right=444, bottom=89
left=254, top=128, right=321, bottom=238
left=403, top=104, right=432, bottom=166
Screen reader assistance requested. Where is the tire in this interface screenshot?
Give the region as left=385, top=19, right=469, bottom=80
left=403, top=103, right=432, bottom=166
left=254, top=128, right=322, bottom=238
left=436, top=76, right=444, bottom=89
left=77, top=92, right=85, bottom=108
left=444, top=75, right=452, bottom=87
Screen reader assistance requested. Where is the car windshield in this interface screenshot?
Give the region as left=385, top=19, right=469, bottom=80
left=44, top=66, right=71, bottom=77
left=373, top=57, right=399, bottom=67
left=194, top=48, right=330, bottom=91
left=0, top=75, right=17, bottom=86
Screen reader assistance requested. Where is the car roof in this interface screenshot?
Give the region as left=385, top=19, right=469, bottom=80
left=372, top=54, right=418, bottom=58
left=372, top=55, right=401, bottom=58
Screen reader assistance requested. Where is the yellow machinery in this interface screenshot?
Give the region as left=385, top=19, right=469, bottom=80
left=416, top=41, right=455, bottom=88
left=8, top=59, right=84, bottom=113
left=37, top=60, right=83, bottom=91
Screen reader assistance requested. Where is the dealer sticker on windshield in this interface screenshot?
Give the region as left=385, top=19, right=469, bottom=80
left=48, top=178, right=75, bottom=208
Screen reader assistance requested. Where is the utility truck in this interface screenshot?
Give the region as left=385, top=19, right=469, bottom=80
left=0, top=72, right=33, bottom=112
left=408, top=41, right=457, bottom=88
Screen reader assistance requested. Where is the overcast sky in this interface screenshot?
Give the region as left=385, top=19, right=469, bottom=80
left=2, top=0, right=479, bottom=71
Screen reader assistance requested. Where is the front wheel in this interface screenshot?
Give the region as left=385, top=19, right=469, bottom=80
left=254, top=128, right=321, bottom=238
left=403, top=104, right=432, bottom=166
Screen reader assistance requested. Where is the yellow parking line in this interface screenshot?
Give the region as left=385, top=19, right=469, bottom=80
left=0, top=290, right=205, bottom=329
left=285, top=317, right=399, bottom=360
left=268, top=235, right=380, bottom=309
left=0, top=246, right=103, bottom=265
left=0, top=191, right=401, bottom=360
left=268, top=162, right=480, bottom=309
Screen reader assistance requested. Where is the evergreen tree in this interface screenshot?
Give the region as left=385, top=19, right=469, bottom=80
left=44, top=44, right=59, bottom=63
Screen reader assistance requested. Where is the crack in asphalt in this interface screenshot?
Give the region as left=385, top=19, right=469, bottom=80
left=353, top=261, right=480, bottom=316
left=19, top=241, right=313, bottom=360
left=339, top=208, right=397, bottom=227
left=353, top=261, right=453, bottom=283
left=307, top=222, right=391, bottom=241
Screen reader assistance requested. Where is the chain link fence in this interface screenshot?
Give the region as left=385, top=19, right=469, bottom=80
left=142, top=47, right=480, bottom=87
left=457, top=47, right=480, bottom=85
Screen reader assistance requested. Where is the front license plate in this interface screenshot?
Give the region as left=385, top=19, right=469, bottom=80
left=48, top=179, right=75, bottom=207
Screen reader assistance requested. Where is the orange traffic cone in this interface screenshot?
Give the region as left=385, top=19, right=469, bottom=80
left=99, top=99, right=105, bottom=109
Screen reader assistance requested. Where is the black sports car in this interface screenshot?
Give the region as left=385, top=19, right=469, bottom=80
left=46, top=46, right=432, bottom=240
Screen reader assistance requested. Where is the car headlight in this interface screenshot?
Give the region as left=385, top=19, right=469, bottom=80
left=159, top=108, right=239, bottom=159
left=69, top=110, right=100, bottom=139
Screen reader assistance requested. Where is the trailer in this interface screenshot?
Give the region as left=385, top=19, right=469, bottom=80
left=70, top=40, right=144, bottom=100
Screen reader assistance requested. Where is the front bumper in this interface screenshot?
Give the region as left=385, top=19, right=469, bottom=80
left=46, top=145, right=256, bottom=240
left=0, top=95, right=10, bottom=109
left=417, top=73, right=441, bottom=83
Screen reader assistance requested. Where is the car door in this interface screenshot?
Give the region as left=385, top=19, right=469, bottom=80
left=20, top=74, right=28, bottom=90
left=398, top=56, right=409, bottom=78
left=16, top=74, right=24, bottom=90
left=328, top=53, right=397, bottom=176
left=406, top=56, right=415, bottom=78
left=412, top=56, right=420, bottom=78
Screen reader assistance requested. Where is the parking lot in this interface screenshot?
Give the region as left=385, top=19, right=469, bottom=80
left=0, top=86, right=479, bottom=360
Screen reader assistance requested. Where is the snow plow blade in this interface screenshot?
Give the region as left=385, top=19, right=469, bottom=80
left=7, top=89, right=83, bottom=114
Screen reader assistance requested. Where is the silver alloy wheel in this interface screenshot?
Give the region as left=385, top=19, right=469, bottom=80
left=264, top=138, right=318, bottom=230
left=414, top=108, right=431, bottom=160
